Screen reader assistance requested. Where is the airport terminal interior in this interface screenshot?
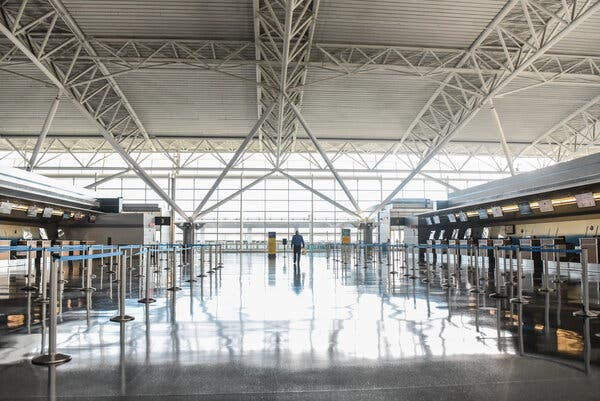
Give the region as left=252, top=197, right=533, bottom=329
left=1, top=1, right=600, bottom=400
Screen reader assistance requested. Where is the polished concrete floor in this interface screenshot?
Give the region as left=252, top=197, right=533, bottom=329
left=1, top=251, right=600, bottom=400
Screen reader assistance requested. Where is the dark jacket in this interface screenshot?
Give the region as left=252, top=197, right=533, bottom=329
left=291, top=234, right=305, bottom=247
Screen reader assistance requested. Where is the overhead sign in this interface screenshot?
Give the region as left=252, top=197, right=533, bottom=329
left=447, top=214, right=456, bottom=223
left=491, top=206, right=503, bottom=217
left=478, top=209, right=489, bottom=219
left=0, top=201, right=12, bottom=214
left=432, top=215, right=440, bottom=224
left=518, top=202, right=532, bottom=215
left=575, top=192, right=596, bottom=208
left=458, top=211, right=468, bottom=222
left=425, top=217, right=432, bottom=226
left=42, top=207, right=54, bottom=218
left=538, top=199, right=554, bottom=212
left=341, top=228, right=351, bottom=244
left=27, top=206, right=38, bottom=217
left=155, top=216, right=171, bottom=226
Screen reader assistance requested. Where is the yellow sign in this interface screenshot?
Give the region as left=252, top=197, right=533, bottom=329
left=267, top=232, right=276, bottom=256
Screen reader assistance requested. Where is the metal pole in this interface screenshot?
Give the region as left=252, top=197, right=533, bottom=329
left=490, top=247, right=507, bottom=298
left=110, top=252, right=134, bottom=322
left=510, top=247, right=528, bottom=304
left=32, top=259, right=71, bottom=365
left=409, top=246, right=417, bottom=279
left=539, top=247, right=554, bottom=293
left=167, top=247, right=181, bottom=291
left=574, top=249, right=600, bottom=318
left=22, top=246, right=37, bottom=291
left=422, top=246, right=431, bottom=283
left=139, top=249, right=156, bottom=304
left=198, top=245, right=206, bottom=278
left=470, top=245, right=480, bottom=293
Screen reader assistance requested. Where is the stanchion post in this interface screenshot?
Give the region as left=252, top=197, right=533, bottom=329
left=32, top=259, right=71, bottom=365
left=470, top=245, right=480, bottom=293
left=22, top=246, right=37, bottom=291
left=110, top=252, right=135, bottom=322
left=510, top=247, right=529, bottom=304
left=167, top=247, right=181, bottom=291
left=573, top=249, right=600, bottom=318
left=490, top=246, right=507, bottom=298
left=138, top=248, right=156, bottom=304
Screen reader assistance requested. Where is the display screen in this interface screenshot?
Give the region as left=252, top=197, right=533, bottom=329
left=451, top=229, right=459, bottom=239
left=538, top=199, right=554, bottom=212
left=0, top=201, right=12, bottom=214
left=27, top=206, right=37, bottom=217
left=447, top=214, right=456, bottom=223
left=425, top=217, right=432, bottom=226
left=42, top=207, right=53, bottom=218
left=458, top=212, right=468, bottom=222
left=575, top=192, right=596, bottom=208
left=478, top=209, right=488, bottom=219
left=432, top=215, right=440, bottom=224
left=428, top=231, right=436, bottom=240
left=518, top=202, right=532, bottom=215
left=491, top=206, right=503, bottom=217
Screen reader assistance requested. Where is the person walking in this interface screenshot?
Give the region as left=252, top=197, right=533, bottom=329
left=291, top=230, right=305, bottom=267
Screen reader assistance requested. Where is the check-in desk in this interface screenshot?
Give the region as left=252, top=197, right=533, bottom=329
left=435, top=239, right=448, bottom=265
left=477, top=239, right=493, bottom=257
left=579, top=237, right=600, bottom=264
left=540, top=237, right=567, bottom=262
left=426, top=240, right=436, bottom=265
left=459, top=239, right=475, bottom=256
left=520, top=238, right=542, bottom=278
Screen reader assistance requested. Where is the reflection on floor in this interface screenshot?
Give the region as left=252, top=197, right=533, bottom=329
left=1, top=251, right=600, bottom=400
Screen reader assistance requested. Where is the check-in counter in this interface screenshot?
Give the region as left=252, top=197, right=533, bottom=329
left=540, top=237, right=567, bottom=261
left=426, top=239, right=436, bottom=264
left=493, top=238, right=511, bottom=247
left=477, top=239, right=493, bottom=258
left=579, top=237, right=600, bottom=264
left=16, top=240, right=37, bottom=259
left=0, top=239, right=11, bottom=261
left=520, top=238, right=540, bottom=260
left=520, top=238, right=542, bottom=278
left=459, top=239, right=475, bottom=256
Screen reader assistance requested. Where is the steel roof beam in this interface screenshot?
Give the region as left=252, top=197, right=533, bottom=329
left=368, top=0, right=600, bottom=219
left=0, top=1, right=189, bottom=220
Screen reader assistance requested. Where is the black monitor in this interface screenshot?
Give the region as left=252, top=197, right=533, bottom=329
left=518, top=202, right=532, bottom=215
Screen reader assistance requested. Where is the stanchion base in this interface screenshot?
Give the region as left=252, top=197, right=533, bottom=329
left=197, top=274, right=207, bottom=278
left=573, top=310, right=600, bottom=318
left=138, top=298, right=156, bottom=304
left=489, top=293, right=508, bottom=299
left=21, top=285, right=38, bottom=291
left=167, top=286, right=182, bottom=291
left=32, top=353, right=71, bottom=366
left=537, top=288, right=555, bottom=293
left=469, top=288, right=481, bottom=293
left=510, top=297, right=530, bottom=304
left=552, top=279, right=565, bottom=284
left=207, top=270, right=215, bottom=274
left=389, top=271, right=398, bottom=275
left=442, top=283, right=452, bottom=288
left=186, top=278, right=197, bottom=282
left=110, top=315, right=135, bottom=322
left=79, top=287, right=96, bottom=292
left=421, top=278, right=430, bottom=283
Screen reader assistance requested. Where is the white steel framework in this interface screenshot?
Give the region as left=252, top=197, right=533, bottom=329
left=0, top=0, right=599, bottom=224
